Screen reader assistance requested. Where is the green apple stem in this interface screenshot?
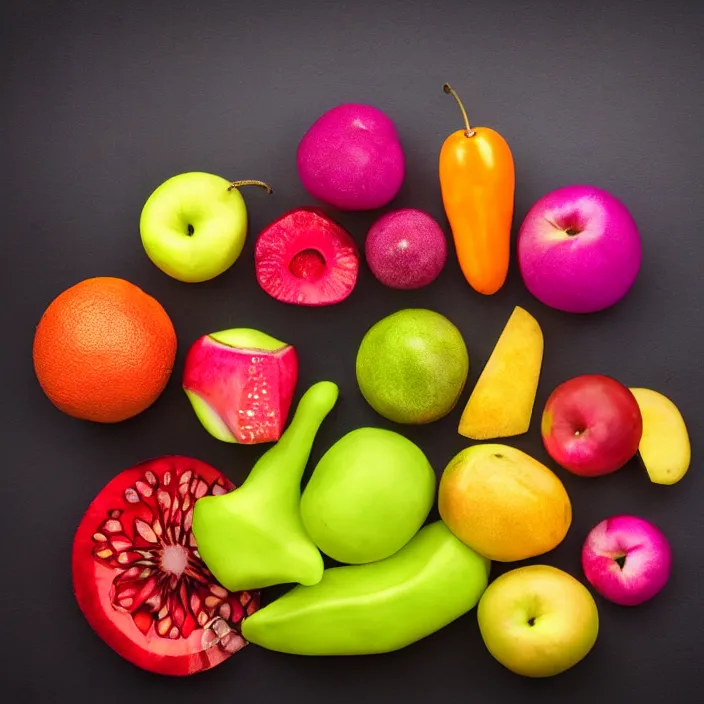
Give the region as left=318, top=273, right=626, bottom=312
left=443, top=83, right=475, bottom=138
left=228, top=179, right=273, bottom=194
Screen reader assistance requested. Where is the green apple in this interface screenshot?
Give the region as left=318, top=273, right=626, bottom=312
left=477, top=564, right=599, bottom=677
left=139, top=172, right=272, bottom=283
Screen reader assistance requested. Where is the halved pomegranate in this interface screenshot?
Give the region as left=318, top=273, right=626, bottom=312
left=72, top=456, right=259, bottom=676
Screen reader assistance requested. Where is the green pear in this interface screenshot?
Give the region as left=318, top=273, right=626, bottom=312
left=300, top=427, right=436, bottom=564
left=192, top=381, right=339, bottom=591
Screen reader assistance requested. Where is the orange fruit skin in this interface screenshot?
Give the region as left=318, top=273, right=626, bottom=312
left=32, top=277, right=177, bottom=423
left=438, top=444, right=572, bottom=562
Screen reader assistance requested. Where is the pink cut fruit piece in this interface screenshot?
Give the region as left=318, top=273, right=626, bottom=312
left=255, top=207, right=359, bottom=306
left=183, top=328, right=298, bottom=444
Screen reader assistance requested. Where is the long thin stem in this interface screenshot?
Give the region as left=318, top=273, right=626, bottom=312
left=443, top=83, right=475, bottom=138
left=227, top=180, right=273, bottom=193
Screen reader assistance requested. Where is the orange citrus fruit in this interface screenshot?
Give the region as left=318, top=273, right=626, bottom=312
left=32, top=277, right=177, bottom=423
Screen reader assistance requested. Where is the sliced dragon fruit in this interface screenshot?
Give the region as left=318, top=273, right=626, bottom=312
left=183, top=328, right=298, bottom=444
left=254, top=207, right=360, bottom=306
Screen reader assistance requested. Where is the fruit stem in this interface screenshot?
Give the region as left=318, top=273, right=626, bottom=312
left=227, top=180, right=273, bottom=194
left=443, top=83, right=475, bottom=138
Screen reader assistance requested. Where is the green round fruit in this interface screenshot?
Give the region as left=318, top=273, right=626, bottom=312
left=300, top=427, right=436, bottom=564
left=355, top=308, right=469, bottom=424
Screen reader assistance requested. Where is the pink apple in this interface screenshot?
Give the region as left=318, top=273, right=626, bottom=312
left=582, top=515, right=672, bottom=606
left=541, top=374, right=642, bottom=477
left=182, top=328, right=298, bottom=444
left=517, top=185, right=642, bottom=313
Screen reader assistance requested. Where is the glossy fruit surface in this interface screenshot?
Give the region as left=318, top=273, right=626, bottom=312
left=542, top=374, right=642, bottom=476
left=440, top=84, right=515, bottom=295
left=72, top=456, right=259, bottom=676
left=33, top=277, right=177, bottom=423
left=439, top=444, right=572, bottom=561
left=517, top=184, right=642, bottom=313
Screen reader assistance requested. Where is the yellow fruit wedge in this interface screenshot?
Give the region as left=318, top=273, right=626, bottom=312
left=629, top=387, right=691, bottom=485
left=458, top=306, right=543, bottom=440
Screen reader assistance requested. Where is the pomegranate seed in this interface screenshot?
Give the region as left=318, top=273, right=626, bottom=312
left=95, top=548, right=113, bottom=559
left=144, top=470, right=158, bottom=486
left=156, top=617, right=172, bottom=637
left=194, top=480, right=209, bottom=499
left=212, top=619, right=231, bottom=639
left=182, top=495, right=191, bottom=512
left=204, top=595, right=221, bottom=609
left=124, top=488, right=139, bottom=503
left=221, top=633, right=246, bottom=654
left=209, top=584, right=228, bottom=598
left=157, top=604, right=169, bottom=621
left=163, top=471, right=172, bottom=486
left=183, top=509, right=193, bottom=532
left=189, top=533, right=198, bottom=548
left=110, top=538, right=132, bottom=553
left=179, top=482, right=189, bottom=497
left=201, top=629, right=217, bottom=649
left=135, top=480, right=153, bottom=498
left=198, top=611, right=209, bottom=627
left=212, top=483, right=228, bottom=496
left=104, top=519, right=122, bottom=533
left=134, top=518, right=158, bottom=544
left=169, top=574, right=179, bottom=591
left=172, top=495, right=180, bottom=513
left=152, top=520, right=163, bottom=537
left=169, top=627, right=180, bottom=639
left=92, top=532, right=106, bottom=542
left=219, top=602, right=231, bottom=620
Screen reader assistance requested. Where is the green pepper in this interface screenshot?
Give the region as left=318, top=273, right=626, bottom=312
left=242, top=520, right=490, bottom=655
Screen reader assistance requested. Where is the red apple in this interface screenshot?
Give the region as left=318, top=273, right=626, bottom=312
left=541, top=374, right=642, bottom=476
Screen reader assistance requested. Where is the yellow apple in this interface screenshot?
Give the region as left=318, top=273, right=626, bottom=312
left=458, top=306, right=543, bottom=440
left=629, top=387, right=690, bottom=485
left=477, top=564, right=599, bottom=677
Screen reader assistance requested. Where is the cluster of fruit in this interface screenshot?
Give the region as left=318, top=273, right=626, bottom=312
left=32, top=85, right=690, bottom=680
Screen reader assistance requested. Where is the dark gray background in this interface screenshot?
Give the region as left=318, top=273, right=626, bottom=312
left=3, top=0, right=703, bottom=702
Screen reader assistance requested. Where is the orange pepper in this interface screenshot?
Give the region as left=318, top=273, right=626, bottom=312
left=439, top=84, right=515, bottom=295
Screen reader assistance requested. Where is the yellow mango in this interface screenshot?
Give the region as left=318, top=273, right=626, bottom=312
left=458, top=306, right=543, bottom=440
left=630, top=387, right=690, bottom=485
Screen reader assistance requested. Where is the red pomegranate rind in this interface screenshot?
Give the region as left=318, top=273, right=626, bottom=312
left=255, top=206, right=360, bottom=306
left=72, top=456, right=260, bottom=676
left=183, top=336, right=299, bottom=444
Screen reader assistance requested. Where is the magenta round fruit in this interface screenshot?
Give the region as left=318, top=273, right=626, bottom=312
left=72, top=456, right=259, bottom=675
left=582, top=515, right=672, bottom=606
left=297, top=104, right=405, bottom=211
left=517, top=185, right=642, bottom=313
left=365, top=209, right=447, bottom=290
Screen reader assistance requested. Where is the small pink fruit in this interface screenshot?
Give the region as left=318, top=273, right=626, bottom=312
left=582, top=515, right=672, bottom=606
left=183, top=328, right=298, bottom=444
left=255, top=207, right=359, bottom=306
left=365, top=209, right=448, bottom=290
left=297, top=103, right=405, bottom=211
